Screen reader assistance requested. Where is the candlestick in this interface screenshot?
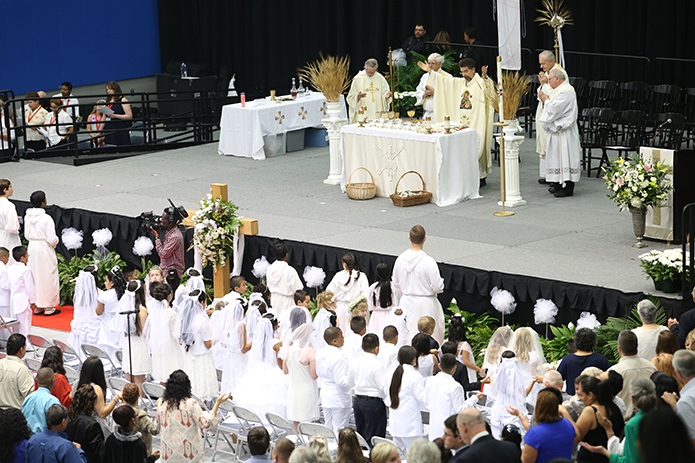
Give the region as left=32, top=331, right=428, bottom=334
left=496, top=57, right=504, bottom=120
left=425, top=116, right=432, bottom=129
left=444, top=115, right=450, bottom=129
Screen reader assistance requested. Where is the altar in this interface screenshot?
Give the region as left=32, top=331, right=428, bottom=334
left=340, top=125, right=482, bottom=206
left=218, top=92, right=347, bottom=160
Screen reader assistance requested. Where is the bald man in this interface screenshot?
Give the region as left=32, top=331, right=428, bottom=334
left=456, top=408, right=520, bottom=463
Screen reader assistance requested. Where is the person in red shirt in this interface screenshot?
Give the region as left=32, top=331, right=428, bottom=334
left=151, top=208, right=185, bottom=289
left=36, top=346, right=71, bottom=407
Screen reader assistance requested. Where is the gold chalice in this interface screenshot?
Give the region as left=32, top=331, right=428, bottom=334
left=407, top=110, right=415, bottom=119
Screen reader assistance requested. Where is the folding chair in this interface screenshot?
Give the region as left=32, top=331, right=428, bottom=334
left=355, top=431, right=371, bottom=457
left=266, top=412, right=302, bottom=444
left=107, top=377, right=130, bottom=401
left=371, top=436, right=406, bottom=460
left=27, top=334, right=53, bottom=358
left=297, top=422, right=338, bottom=453
left=213, top=401, right=246, bottom=462
left=52, top=339, right=82, bottom=371
left=25, top=357, right=42, bottom=373
left=80, top=343, right=121, bottom=377
left=142, top=382, right=165, bottom=414
left=64, top=365, right=80, bottom=385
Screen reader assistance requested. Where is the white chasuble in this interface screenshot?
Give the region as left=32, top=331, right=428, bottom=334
left=538, top=81, right=581, bottom=184
left=415, top=69, right=451, bottom=118
left=346, top=70, right=392, bottom=123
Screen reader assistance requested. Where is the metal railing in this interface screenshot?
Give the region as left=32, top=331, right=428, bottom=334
left=653, top=58, right=695, bottom=89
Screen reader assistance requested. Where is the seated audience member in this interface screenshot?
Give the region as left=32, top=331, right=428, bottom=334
left=651, top=352, right=684, bottom=390
left=104, top=405, right=159, bottom=463
left=608, top=330, right=657, bottom=418
left=0, top=408, right=32, bottom=463
left=557, top=328, right=610, bottom=395
left=40, top=346, right=72, bottom=407
left=407, top=438, right=441, bottom=463
left=0, top=333, right=35, bottom=410
left=121, top=382, right=158, bottom=454
left=521, top=389, right=577, bottom=463
left=87, top=101, right=107, bottom=147
left=456, top=408, right=520, bottom=462
left=638, top=406, right=695, bottom=463
left=337, top=428, right=368, bottom=463
left=75, top=356, right=121, bottom=435
left=441, top=414, right=465, bottom=461
left=46, top=99, right=74, bottom=147
left=654, top=330, right=680, bottom=357
left=246, top=426, right=272, bottom=463
left=23, top=92, right=49, bottom=152
left=66, top=384, right=105, bottom=463
left=272, top=437, right=295, bottom=463
left=288, top=447, right=319, bottom=463
left=308, top=435, right=332, bottom=463
left=26, top=404, right=86, bottom=463
left=650, top=371, right=679, bottom=408
left=371, top=442, right=401, bottom=463
left=432, top=437, right=451, bottom=463
left=500, top=424, right=522, bottom=451
left=573, top=376, right=624, bottom=463
left=22, top=367, right=60, bottom=434
left=663, top=349, right=695, bottom=442
left=631, top=299, right=669, bottom=361
left=52, top=81, right=80, bottom=120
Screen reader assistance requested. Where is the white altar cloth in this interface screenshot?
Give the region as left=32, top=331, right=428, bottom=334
left=218, top=92, right=347, bottom=160
left=340, top=125, right=481, bottom=206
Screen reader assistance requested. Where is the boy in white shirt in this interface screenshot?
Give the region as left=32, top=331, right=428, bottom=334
left=8, top=246, right=36, bottom=336
left=347, top=333, right=387, bottom=444
left=0, top=180, right=21, bottom=264
left=0, top=247, right=11, bottom=341
left=315, top=327, right=351, bottom=435
left=342, top=315, right=366, bottom=362
left=378, top=325, right=399, bottom=371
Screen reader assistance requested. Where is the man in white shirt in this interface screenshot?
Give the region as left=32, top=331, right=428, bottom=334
left=348, top=333, right=387, bottom=444
left=392, top=225, right=445, bottom=344
left=52, top=82, right=80, bottom=121
left=425, top=353, right=468, bottom=441
left=608, top=330, right=656, bottom=418
left=343, top=315, right=366, bottom=362
left=378, top=325, right=399, bottom=371
left=0, top=333, right=35, bottom=410
left=315, top=327, right=352, bottom=435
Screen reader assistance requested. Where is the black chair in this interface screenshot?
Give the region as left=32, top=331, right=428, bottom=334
left=617, top=81, right=651, bottom=113
left=651, top=84, right=681, bottom=115
left=603, top=110, right=648, bottom=161
left=570, top=77, right=589, bottom=111
left=588, top=80, right=619, bottom=109
left=649, top=113, right=685, bottom=150
left=518, top=75, right=539, bottom=137
left=578, top=107, right=615, bottom=177
left=682, top=88, right=695, bottom=147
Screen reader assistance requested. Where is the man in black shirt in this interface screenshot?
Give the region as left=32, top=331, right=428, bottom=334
left=403, top=24, right=431, bottom=59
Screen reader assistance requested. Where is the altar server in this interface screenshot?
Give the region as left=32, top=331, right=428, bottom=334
left=414, top=53, right=451, bottom=120
left=392, top=225, right=445, bottom=345
left=387, top=346, right=427, bottom=453
left=347, top=333, right=387, bottom=444
left=326, top=252, right=369, bottom=332
left=315, top=327, right=352, bottom=435
left=346, top=58, right=392, bottom=123
left=266, top=242, right=303, bottom=317
left=8, top=246, right=35, bottom=336
left=0, top=248, right=10, bottom=341
left=24, top=191, right=60, bottom=315
left=0, top=180, right=21, bottom=264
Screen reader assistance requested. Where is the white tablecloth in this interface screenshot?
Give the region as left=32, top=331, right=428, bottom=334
left=218, top=92, right=347, bottom=160
left=340, top=125, right=481, bottom=207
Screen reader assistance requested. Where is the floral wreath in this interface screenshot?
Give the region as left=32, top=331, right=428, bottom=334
left=347, top=295, right=367, bottom=313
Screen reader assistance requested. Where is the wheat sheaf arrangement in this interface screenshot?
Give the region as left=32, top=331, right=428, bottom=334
left=298, top=54, right=352, bottom=103
left=485, top=71, right=531, bottom=121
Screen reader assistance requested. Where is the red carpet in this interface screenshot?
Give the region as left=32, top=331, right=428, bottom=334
left=31, top=305, right=74, bottom=332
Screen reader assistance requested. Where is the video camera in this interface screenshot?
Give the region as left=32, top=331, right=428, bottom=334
left=138, top=199, right=189, bottom=233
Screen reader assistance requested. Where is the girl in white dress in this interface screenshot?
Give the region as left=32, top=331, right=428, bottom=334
left=145, top=282, right=183, bottom=384
left=489, top=350, right=528, bottom=439
left=281, top=323, right=319, bottom=428
left=482, top=326, right=514, bottom=394
left=69, top=265, right=101, bottom=357
left=412, top=332, right=438, bottom=377
left=232, top=315, right=288, bottom=422
left=508, top=327, right=546, bottom=405
left=312, top=291, right=337, bottom=351
left=447, top=314, right=484, bottom=383
left=280, top=306, right=310, bottom=345
left=177, top=289, right=219, bottom=401
left=118, top=279, right=152, bottom=395
left=368, top=263, right=401, bottom=336
left=387, top=345, right=427, bottom=453
left=174, top=268, right=205, bottom=309
left=96, top=266, right=127, bottom=359
left=220, top=299, right=250, bottom=394
left=144, top=266, right=164, bottom=303
left=326, top=253, right=369, bottom=333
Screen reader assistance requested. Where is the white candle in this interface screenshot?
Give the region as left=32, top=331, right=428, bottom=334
left=497, top=56, right=504, bottom=121
left=426, top=116, right=432, bottom=129
left=444, top=115, right=450, bottom=129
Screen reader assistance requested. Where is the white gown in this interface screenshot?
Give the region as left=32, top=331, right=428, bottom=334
left=286, top=344, right=319, bottom=422
left=24, top=208, right=59, bottom=308
left=69, top=271, right=101, bottom=357
left=0, top=197, right=21, bottom=265
left=539, top=81, right=581, bottom=184
left=180, top=312, right=219, bottom=401
left=326, top=269, right=369, bottom=333
left=146, top=299, right=183, bottom=383
left=96, top=289, right=122, bottom=359
left=367, top=283, right=401, bottom=336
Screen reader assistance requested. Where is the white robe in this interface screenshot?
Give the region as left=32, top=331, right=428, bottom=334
left=24, top=208, right=59, bottom=308
left=0, top=197, right=21, bottom=265
left=387, top=364, right=427, bottom=439
left=8, top=263, right=34, bottom=336
left=0, top=262, right=10, bottom=341
left=312, top=308, right=334, bottom=351
left=326, top=269, right=369, bottom=332
left=346, top=70, right=392, bottom=123
left=266, top=260, right=303, bottom=318
left=392, top=249, right=445, bottom=345
left=415, top=69, right=451, bottom=119
left=536, top=64, right=565, bottom=176
left=539, top=81, right=581, bottom=184
left=424, top=372, right=467, bottom=440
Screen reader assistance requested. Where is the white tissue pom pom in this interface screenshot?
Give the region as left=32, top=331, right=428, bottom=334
left=61, top=227, right=84, bottom=250
left=451, top=298, right=458, bottom=306
left=92, top=228, right=113, bottom=247
left=303, top=266, right=326, bottom=288
left=567, top=322, right=575, bottom=330
left=576, top=312, right=601, bottom=330
left=251, top=256, right=270, bottom=279
left=534, top=299, right=559, bottom=324
left=132, top=236, right=154, bottom=257
left=490, top=286, right=516, bottom=315
left=390, top=48, right=407, bottom=68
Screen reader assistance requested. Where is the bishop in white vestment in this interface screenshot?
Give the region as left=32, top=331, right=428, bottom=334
left=535, top=51, right=566, bottom=180
left=538, top=68, right=581, bottom=197
left=414, top=53, right=451, bottom=119
left=346, top=58, right=392, bottom=123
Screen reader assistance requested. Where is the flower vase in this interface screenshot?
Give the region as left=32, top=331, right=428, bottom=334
left=629, top=207, right=647, bottom=248
left=661, top=278, right=682, bottom=294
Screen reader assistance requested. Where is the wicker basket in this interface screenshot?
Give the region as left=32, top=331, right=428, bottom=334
left=345, top=167, right=377, bottom=200
left=390, top=170, right=432, bottom=207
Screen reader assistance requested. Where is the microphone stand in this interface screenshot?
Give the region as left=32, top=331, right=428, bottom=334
left=650, top=119, right=672, bottom=147
left=119, top=310, right=138, bottom=381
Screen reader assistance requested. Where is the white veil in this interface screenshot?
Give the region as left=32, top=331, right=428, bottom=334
left=145, top=298, right=170, bottom=355
left=174, top=269, right=206, bottom=308
left=490, top=354, right=528, bottom=438
left=73, top=270, right=98, bottom=319
left=484, top=326, right=514, bottom=368
left=177, top=293, right=203, bottom=349
left=508, top=327, right=546, bottom=374
left=222, top=302, right=245, bottom=353
left=116, top=281, right=141, bottom=335
left=248, top=317, right=277, bottom=367
left=280, top=322, right=314, bottom=362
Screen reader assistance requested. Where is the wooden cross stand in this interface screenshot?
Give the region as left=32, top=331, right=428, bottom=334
left=182, top=183, right=259, bottom=299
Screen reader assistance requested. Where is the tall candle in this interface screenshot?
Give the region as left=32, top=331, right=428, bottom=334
left=496, top=56, right=504, bottom=120
left=444, top=115, right=450, bottom=129
left=425, top=116, right=432, bottom=129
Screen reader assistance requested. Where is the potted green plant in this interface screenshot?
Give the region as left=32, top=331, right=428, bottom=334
left=638, top=248, right=689, bottom=293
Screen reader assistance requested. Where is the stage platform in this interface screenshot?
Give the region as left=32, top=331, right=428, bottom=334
left=3, top=130, right=688, bottom=322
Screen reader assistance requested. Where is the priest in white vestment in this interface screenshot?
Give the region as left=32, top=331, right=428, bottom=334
left=421, top=58, right=494, bottom=182
left=346, top=58, right=392, bottom=123
left=414, top=53, right=451, bottom=119
left=538, top=68, right=581, bottom=197
left=24, top=191, right=60, bottom=314
left=535, top=51, right=566, bottom=182
left=392, top=225, right=445, bottom=345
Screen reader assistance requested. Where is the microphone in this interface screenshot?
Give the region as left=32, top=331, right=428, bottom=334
left=657, top=118, right=672, bottom=129
left=119, top=310, right=140, bottom=315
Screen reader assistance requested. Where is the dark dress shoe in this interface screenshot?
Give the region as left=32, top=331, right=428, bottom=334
left=538, top=178, right=548, bottom=184
left=548, top=183, right=561, bottom=193
left=554, top=181, right=575, bottom=197
left=479, top=178, right=487, bottom=187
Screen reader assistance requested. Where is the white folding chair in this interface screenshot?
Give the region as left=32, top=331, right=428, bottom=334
left=297, top=422, right=339, bottom=453
left=142, top=382, right=165, bottom=414
left=64, top=365, right=79, bottom=385
left=52, top=339, right=82, bottom=371
left=355, top=431, right=371, bottom=457
left=371, top=436, right=406, bottom=460
left=27, top=334, right=53, bottom=358
left=107, top=377, right=130, bottom=400
left=212, top=400, right=245, bottom=462
left=25, top=357, right=42, bottom=373
left=80, top=343, right=121, bottom=377
left=265, top=412, right=302, bottom=445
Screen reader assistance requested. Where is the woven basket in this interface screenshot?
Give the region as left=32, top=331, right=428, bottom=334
left=390, top=170, right=432, bottom=207
left=345, top=167, right=377, bottom=200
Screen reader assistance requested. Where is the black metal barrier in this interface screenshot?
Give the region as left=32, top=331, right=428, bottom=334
left=533, top=49, right=651, bottom=85
left=425, top=42, right=535, bottom=80
left=653, top=58, right=695, bottom=89
left=683, top=203, right=695, bottom=303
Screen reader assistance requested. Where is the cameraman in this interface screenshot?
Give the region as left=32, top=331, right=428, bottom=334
left=151, top=208, right=185, bottom=288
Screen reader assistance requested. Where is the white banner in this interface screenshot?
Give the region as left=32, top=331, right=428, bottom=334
left=496, top=0, right=522, bottom=70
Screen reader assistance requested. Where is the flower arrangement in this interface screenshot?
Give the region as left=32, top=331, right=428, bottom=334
left=638, top=248, right=689, bottom=282
left=192, top=194, right=241, bottom=268
left=297, top=54, right=352, bottom=103
left=603, top=156, right=671, bottom=211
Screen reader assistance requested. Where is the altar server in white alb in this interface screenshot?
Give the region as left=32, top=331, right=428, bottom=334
left=414, top=53, right=451, bottom=120
left=392, top=225, right=445, bottom=345
left=24, top=191, right=60, bottom=315
left=8, top=246, right=35, bottom=336
left=266, top=241, right=304, bottom=317
left=0, top=180, right=21, bottom=265
left=346, top=58, right=392, bottom=123
left=0, top=248, right=10, bottom=341
left=315, top=327, right=352, bottom=436
left=538, top=68, right=581, bottom=198
left=535, top=51, right=565, bottom=183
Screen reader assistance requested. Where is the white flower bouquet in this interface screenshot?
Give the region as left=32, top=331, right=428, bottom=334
left=638, top=248, right=689, bottom=282
left=603, top=156, right=671, bottom=211
left=192, top=194, right=241, bottom=268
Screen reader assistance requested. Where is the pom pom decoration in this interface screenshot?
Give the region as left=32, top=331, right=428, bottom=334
left=92, top=228, right=113, bottom=247
left=534, top=299, right=558, bottom=324
left=251, top=256, right=270, bottom=280
left=61, top=227, right=84, bottom=251
left=389, top=48, right=408, bottom=68
left=576, top=311, right=601, bottom=330
left=303, top=266, right=326, bottom=289
left=132, top=236, right=154, bottom=257
left=490, top=286, right=516, bottom=325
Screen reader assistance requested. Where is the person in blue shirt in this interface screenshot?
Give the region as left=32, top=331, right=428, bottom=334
left=22, top=367, right=60, bottom=434
left=245, top=427, right=272, bottom=463
left=26, top=403, right=86, bottom=463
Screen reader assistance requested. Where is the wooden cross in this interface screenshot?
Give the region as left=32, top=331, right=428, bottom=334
left=275, top=111, right=285, bottom=125
left=365, top=81, right=379, bottom=102
left=298, top=107, right=307, bottom=120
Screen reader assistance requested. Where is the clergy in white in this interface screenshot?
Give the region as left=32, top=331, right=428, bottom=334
left=535, top=51, right=565, bottom=180
left=24, top=192, right=60, bottom=312
left=538, top=68, right=581, bottom=197
left=346, top=58, right=392, bottom=123
left=414, top=53, right=451, bottom=119
left=392, top=226, right=445, bottom=345
left=423, top=58, right=494, bottom=181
